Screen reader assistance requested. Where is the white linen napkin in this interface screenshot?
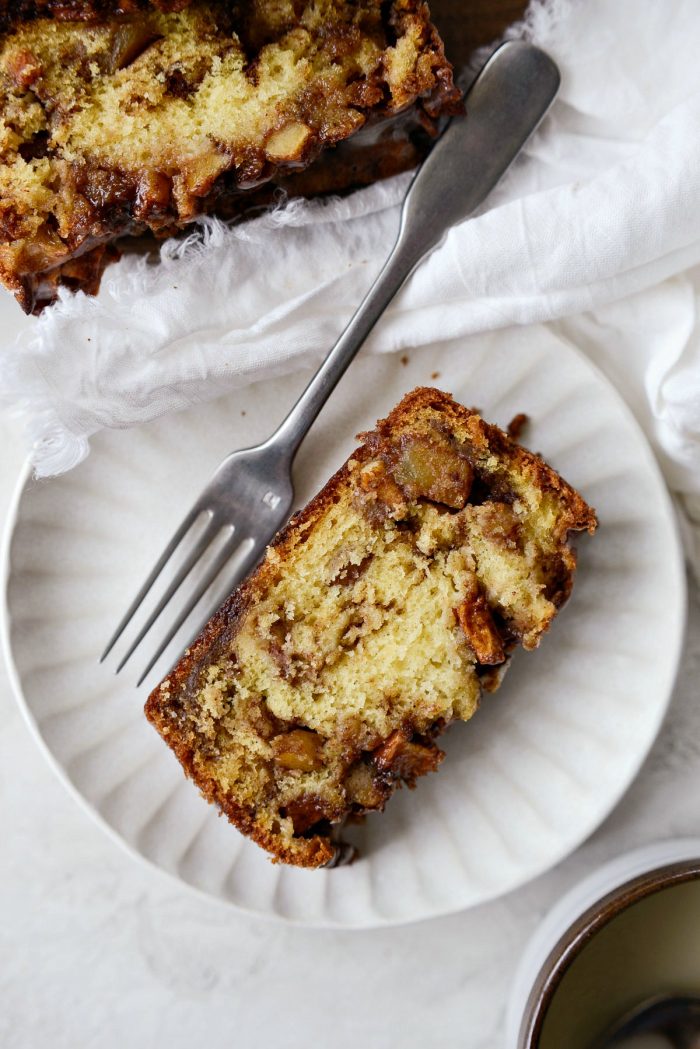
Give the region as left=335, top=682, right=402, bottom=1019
left=2, top=0, right=700, bottom=566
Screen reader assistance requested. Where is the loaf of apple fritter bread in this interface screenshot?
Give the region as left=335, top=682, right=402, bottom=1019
left=0, top=0, right=461, bottom=312
left=146, top=389, right=597, bottom=868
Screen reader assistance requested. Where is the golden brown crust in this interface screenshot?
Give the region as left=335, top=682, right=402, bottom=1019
left=146, top=388, right=597, bottom=869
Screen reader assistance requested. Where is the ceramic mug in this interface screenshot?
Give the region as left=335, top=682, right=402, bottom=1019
left=506, top=839, right=700, bottom=1049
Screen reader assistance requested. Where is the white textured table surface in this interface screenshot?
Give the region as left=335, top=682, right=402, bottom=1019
left=1, top=413, right=698, bottom=1049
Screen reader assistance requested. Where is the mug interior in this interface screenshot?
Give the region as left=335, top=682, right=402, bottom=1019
left=521, top=861, right=700, bottom=1049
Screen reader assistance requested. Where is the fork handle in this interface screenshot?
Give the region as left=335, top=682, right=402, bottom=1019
left=268, top=40, right=560, bottom=460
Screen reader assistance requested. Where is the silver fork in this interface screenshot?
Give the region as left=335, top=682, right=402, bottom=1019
left=101, top=40, right=560, bottom=685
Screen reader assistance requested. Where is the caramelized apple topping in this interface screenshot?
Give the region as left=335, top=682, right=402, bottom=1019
left=272, top=729, right=324, bottom=772
left=344, top=760, right=388, bottom=810
left=5, top=46, right=41, bottom=89
left=106, top=24, right=162, bottom=73
left=390, top=432, right=473, bottom=508
left=372, top=728, right=443, bottom=782
left=265, top=122, right=313, bottom=162
left=454, top=578, right=506, bottom=666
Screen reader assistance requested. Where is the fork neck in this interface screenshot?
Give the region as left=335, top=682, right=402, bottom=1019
left=265, top=228, right=425, bottom=464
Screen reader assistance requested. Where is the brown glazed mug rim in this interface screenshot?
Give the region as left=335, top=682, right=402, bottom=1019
left=518, top=857, right=700, bottom=1049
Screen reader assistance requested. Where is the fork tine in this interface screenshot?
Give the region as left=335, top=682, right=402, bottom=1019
left=114, top=513, right=221, bottom=673
left=135, top=529, right=240, bottom=686
left=100, top=506, right=204, bottom=663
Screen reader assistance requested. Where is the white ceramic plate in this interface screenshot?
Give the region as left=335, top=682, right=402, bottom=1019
left=1, top=328, right=686, bottom=927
